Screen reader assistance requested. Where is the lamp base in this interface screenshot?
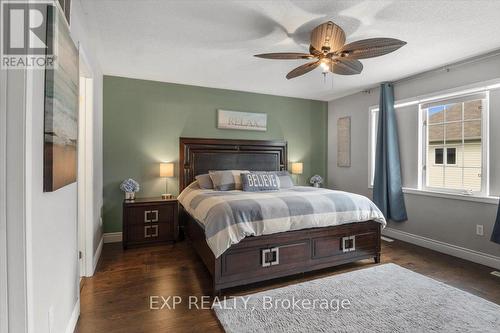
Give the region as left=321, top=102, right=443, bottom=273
left=162, top=193, right=173, bottom=200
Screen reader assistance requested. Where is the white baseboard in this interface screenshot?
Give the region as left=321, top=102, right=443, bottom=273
left=103, top=232, right=122, bottom=243
left=382, top=227, right=500, bottom=270
left=64, top=300, right=80, bottom=333
left=92, top=237, right=103, bottom=274
left=381, top=236, right=394, bottom=242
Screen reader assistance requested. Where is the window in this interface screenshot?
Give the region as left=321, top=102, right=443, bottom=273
left=446, top=148, right=456, bottom=165
left=434, top=148, right=443, bottom=164
left=422, top=92, right=488, bottom=194
left=434, top=147, right=456, bottom=165
left=368, top=87, right=491, bottom=198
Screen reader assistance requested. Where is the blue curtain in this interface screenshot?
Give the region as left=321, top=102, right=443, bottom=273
left=492, top=203, right=500, bottom=244
left=373, top=83, right=407, bottom=222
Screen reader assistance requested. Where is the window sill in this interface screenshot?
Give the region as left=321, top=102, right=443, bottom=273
left=368, top=185, right=498, bottom=204
left=403, top=187, right=498, bottom=204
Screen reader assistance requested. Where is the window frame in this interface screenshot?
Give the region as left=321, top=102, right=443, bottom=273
left=369, top=106, right=378, bottom=188
left=367, top=81, right=495, bottom=199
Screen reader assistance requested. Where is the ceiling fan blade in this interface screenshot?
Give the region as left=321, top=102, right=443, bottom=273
left=309, top=45, right=322, bottom=57
left=340, top=38, right=406, bottom=59
left=286, top=60, right=321, bottom=79
left=310, top=21, right=346, bottom=54
left=254, top=52, right=314, bottom=60
left=330, top=58, right=363, bottom=75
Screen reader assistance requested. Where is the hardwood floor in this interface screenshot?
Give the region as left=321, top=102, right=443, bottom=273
left=75, top=239, right=500, bottom=333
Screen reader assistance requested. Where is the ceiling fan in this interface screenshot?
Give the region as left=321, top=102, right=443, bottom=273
left=254, top=21, right=406, bottom=79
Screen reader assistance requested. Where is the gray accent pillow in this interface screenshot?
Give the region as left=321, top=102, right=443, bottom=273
left=275, top=171, right=294, bottom=188
left=209, top=170, right=247, bottom=191
left=241, top=172, right=280, bottom=192
left=195, top=174, right=213, bottom=189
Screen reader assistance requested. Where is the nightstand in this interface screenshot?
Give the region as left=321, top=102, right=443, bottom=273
left=122, top=197, right=178, bottom=249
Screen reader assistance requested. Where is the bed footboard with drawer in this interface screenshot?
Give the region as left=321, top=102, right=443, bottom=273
left=182, top=206, right=381, bottom=295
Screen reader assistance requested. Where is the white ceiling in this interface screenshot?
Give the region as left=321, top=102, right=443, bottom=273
left=80, top=0, right=500, bottom=101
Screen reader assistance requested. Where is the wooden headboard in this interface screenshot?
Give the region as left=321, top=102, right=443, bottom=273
left=179, top=137, right=288, bottom=192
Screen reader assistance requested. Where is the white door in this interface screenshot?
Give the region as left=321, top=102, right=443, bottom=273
left=78, top=77, right=86, bottom=276
left=77, top=73, right=94, bottom=277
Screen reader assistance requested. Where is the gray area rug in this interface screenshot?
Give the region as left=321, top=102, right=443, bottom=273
left=214, top=263, right=500, bottom=332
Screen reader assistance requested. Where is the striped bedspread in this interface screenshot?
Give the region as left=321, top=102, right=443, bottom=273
left=178, top=183, right=386, bottom=258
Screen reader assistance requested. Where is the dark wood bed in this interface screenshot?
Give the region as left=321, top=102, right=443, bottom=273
left=179, top=137, right=381, bottom=295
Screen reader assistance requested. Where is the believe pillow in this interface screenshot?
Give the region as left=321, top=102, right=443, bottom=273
left=241, top=172, right=280, bottom=192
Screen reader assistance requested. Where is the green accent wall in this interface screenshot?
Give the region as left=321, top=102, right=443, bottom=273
left=103, top=75, right=328, bottom=232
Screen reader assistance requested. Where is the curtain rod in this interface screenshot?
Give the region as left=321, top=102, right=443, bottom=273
left=362, top=48, right=500, bottom=93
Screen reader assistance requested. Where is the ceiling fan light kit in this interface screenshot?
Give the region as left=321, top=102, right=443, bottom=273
left=255, top=21, right=406, bottom=80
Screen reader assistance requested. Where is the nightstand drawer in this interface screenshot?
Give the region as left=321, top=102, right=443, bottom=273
left=126, top=223, right=174, bottom=243
left=127, top=205, right=175, bottom=225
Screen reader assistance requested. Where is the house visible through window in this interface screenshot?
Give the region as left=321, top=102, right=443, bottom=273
left=422, top=93, right=486, bottom=194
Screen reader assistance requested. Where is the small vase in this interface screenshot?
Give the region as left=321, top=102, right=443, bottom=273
left=313, top=183, right=320, bottom=188
left=125, top=192, right=135, bottom=200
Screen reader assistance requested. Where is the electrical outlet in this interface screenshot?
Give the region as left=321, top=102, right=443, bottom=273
left=48, top=306, right=54, bottom=333
left=476, top=224, right=484, bottom=236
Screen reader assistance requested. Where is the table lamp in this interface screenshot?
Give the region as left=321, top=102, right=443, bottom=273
left=160, top=162, right=174, bottom=199
left=291, top=162, right=303, bottom=185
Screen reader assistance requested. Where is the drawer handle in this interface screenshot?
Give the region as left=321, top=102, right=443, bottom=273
left=150, top=225, right=158, bottom=237
left=342, top=236, right=356, bottom=253
left=262, top=249, right=270, bottom=267
left=144, top=210, right=151, bottom=223
left=261, top=247, right=279, bottom=267
left=151, top=210, right=159, bottom=222
left=144, top=225, right=159, bottom=238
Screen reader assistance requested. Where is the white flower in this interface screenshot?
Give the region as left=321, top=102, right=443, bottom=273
left=120, top=178, right=140, bottom=192
left=310, top=175, right=323, bottom=184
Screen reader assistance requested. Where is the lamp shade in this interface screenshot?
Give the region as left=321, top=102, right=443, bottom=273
left=160, top=163, right=174, bottom=178
left=291, top=162, right=303, bottom=175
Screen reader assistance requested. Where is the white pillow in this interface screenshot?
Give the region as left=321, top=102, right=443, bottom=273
left=208, top=170, right=248, bottom=191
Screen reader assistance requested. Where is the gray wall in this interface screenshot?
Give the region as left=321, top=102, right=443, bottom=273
left=16, top=2, right=103, bottom=332
left=2, top=56, right=29, bottom=333
left=328, top=54, right=500, bottom=258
